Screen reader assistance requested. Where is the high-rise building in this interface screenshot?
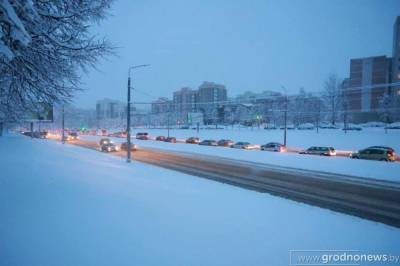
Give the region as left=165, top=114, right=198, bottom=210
left=393, top=16, right=400, bottom=91
left=347, top=56, right=392, bottom=122
left=96, top=98, right=127, bottom=120
left=197, top=81, right=227, bottom=123
left=151, top=97, right=171, bottom=114
left=173, top=87, right=197, bottom=114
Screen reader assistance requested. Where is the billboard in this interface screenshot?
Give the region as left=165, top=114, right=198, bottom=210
left=187, top=112, right=203, bottom=125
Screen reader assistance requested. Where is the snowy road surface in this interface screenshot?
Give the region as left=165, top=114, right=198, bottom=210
left=80, top=134, right=400, bottom=182
left=1, top=135, right=399, bottom=266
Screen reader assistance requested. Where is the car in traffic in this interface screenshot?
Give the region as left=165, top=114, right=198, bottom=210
left=186, top=137, right=200, bottom=144
left=99, top=138, right=111, bottom=146
left=299, top=146, right=336, bottom=156
left=165, top=137, right=177, bottom=143
left=108, top=131, right=127, bottom=138
left=217, top=139, right=235, bottom=147
left=199, top=139, right=218, bottom=146
left=231, top=142, right=258, bottom=150
left=366, top=146, right=395, bottom=152
left=100, top=142, right=119, bottom=152
left=136, top=132, right=149, bottom=140
left=351, top=147, right=396, bottom=162
left=67, top=132, right=78, bottom=140
left=120, top=142, right=137, bottom=151
left=261, top=142, right=286, bottom=152
left=156, top=136, right=166, bottom=141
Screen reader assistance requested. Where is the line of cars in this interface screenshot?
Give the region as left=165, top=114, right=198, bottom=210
left=135, top=132, right=397, bottom=162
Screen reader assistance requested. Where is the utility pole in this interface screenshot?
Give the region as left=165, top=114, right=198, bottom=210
left=61, top=105, right=65, bottom=144
left=281, top=86, right=288, bottom=147
left=127, top=75, right=132, bottom=162
left=127, top=64, right=150, bottom=163
left=284, top=97, right=287, bottom=146
left=167, top=112, right=170, bottom=138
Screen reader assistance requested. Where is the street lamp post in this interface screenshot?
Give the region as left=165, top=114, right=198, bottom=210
left=281, top=86, right=288, bottom=147
left=127, top=64, right=150, bottom=163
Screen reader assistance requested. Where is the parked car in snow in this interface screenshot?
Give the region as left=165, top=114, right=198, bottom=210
left=199, top=139, right=218, bottom=146
left=120, top=142, right=137, bottom=151
left=232, top=142, right=258, bottom=150
left=351, top=147, right=396, bottom=162
left=165, top=137, right=177, bottom=143
left=186, top=137, right=200, bottom=144
left=136, top=132, right=149, bottom=140
left=300, top=146, right=336, bottom=156
left=99, top=138, right=111, bottom=146
left=297, top=123, right=315, bottom=130
left=361, top=121, right=386, bottom=128
left=101, top=142, right=119, bottom=152
left=366, top=146, right=395, bottom=152
left=261, top=142, right=286, bottom=152
left=156, top=136, right=166, bottom=141
left=342, top=124, right=362, bottom=131
left=385, top=122, right=400, bottom=129
left=217, top=139, right=235, bottom=147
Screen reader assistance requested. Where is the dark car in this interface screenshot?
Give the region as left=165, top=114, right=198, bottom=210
left=217, top=139, right=235, bottom=147
left=67, top=132, right=78, bottom=140
left=186, top=137, right=200, bottom=144
left=300, top=146, right=336, bottom=156
left=351, top=147, right=396, bottom=162
left=156, top=136, right=166, bottom=141
left=101, top=142, right=119, bottom=152
left=199, top=140, right=218, bottom=146
left=366, top=146, right=395, bottom=152
left=120, top=142, right=137, bottom=151
left=261, top=142, right=286, bottom=152
left=165, top=137, right=177, bottom=143
left=99, top=138, right=111, bottom=146
left=136, top=132, right=149, bottom=140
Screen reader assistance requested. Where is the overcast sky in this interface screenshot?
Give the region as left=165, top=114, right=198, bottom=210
left=75, top=0, right=399, bottom=109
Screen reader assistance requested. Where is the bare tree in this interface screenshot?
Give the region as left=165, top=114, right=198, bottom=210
left=0, top=0, right=114, bottom=122
left=378, top=92, right=400, bottom=125
left=322, top=74, right=342, bottom=125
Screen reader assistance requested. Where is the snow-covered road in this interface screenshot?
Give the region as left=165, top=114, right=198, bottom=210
left=80, top=134, right=400, bottom=182
left=1, top=135, right=399, bottom=266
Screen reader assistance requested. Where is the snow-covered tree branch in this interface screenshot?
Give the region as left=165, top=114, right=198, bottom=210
left=0, top=0, right=114, bottom=121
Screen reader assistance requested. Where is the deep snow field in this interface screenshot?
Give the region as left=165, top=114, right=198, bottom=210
left=1, top=134, right=399, bottom=266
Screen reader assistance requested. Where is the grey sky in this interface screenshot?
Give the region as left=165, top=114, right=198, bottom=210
left=75, top=0, right=399, bottom=109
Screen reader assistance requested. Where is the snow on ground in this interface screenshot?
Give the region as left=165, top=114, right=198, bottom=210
left=1, top=134, right=399, bottom=266
left=80, top=131, right=400, bottom=182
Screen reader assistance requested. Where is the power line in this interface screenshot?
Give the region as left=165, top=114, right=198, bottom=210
left=132, top=82, right=400, bottom=106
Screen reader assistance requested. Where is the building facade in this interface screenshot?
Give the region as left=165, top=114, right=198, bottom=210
left=172, top=87, right=197, bottom=123
left=347, top=56, right=392, bottom=122
left=151, top=97, right=171, bottom=114
left=393, top=16, right=400, bottom=89
left=197, top=81, right=227, bottom=123
left=96, top=98, right=127, bottom=120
